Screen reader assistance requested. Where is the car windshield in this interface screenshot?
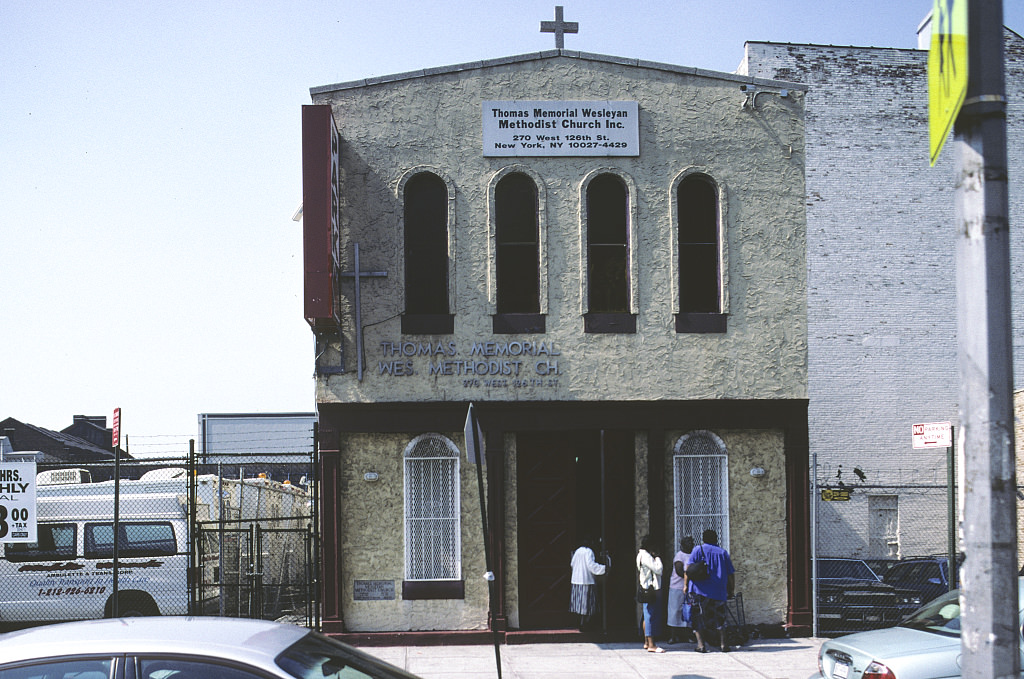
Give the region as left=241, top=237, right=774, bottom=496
left=276, top=631, right=414, bottom=679
left=819, top=560, right=877, bottom=580
left=899, top=589, right=961, bottom=637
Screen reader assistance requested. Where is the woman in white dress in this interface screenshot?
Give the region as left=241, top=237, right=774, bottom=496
left=570, top=537, right=607, bottom=629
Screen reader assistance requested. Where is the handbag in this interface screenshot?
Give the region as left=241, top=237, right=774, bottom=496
left=685, top=546, right=709, bottom=581
left=680, top=593, right=693, bottom=622
left=636, top=584, right=658, bottom=604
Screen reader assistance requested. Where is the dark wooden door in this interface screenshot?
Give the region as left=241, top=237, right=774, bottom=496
left=517, top=432, right=578, bottom=629
left=516, top=430, right=635, bottom=632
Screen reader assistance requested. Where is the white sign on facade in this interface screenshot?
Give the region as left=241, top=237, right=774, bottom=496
left=0, top=462, right=37, bottom=543
left=482, top=101, right=639, bottom=157
left=912, top=421, right=952, bottom=449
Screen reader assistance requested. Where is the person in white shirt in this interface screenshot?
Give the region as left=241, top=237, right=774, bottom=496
left=570, top=537, right=608, bottom=629
left=636, top=534, right=664, bottom=652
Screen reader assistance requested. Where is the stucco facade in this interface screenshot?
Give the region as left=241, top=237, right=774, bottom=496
left=311, top=55, right=807, bottom=406
left=303, top=49, right=810, bottom=638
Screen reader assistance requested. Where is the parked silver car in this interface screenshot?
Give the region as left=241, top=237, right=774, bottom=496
left=818, top=577, right=1023, bottom=679
left=0, top=616, right=422, bottom=679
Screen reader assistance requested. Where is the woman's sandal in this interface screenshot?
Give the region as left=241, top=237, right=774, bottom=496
left=648, top=647, right=666, bottom=653
left=694, top=646, right=709, bottom=653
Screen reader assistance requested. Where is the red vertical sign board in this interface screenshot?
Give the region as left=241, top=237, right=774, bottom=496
left=112, top=408, right=121, bottom=449
left=302, top=105, right=342, bottom=327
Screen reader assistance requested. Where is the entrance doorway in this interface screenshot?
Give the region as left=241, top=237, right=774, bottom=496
left=516, top=430, right=635, bottom=632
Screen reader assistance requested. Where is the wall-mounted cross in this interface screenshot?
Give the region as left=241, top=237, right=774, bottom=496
left=540, top=6, right=578, bottom=49
left=339, top=243, right=387, bottom=381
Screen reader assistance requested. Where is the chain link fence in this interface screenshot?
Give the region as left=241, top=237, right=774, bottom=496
left=190, top=445, right=318, bottom=627
left=0, top=432, right=319, bottom=630
left=812, top=457, right=961, bottom=637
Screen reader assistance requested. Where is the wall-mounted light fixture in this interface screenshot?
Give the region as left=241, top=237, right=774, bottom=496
left=363, top=472, right=380, bottom=482
left=750, top=467, right=766, bottom=478
left=740, top=84, right=789, bottom=110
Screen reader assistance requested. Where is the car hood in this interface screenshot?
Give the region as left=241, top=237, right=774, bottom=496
left=819, top=578, right=893, bottom=590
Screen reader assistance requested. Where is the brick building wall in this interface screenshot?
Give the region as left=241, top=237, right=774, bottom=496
left=741, top=29, right=1024, bottom=559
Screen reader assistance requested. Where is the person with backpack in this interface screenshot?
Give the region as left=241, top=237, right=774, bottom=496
left=686, top=529, right=735, bottom=653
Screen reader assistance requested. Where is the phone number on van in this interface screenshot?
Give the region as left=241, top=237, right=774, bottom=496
left=37, top=586, right=107, bottom=598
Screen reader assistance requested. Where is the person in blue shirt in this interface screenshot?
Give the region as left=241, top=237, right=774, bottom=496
left=687, top=529, right=736, bottom=653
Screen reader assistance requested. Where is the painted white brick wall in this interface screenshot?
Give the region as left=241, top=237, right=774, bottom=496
left=741, top=31, right=1024, bottom=558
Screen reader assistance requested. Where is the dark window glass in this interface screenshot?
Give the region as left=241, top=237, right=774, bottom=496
left=84, top=522, right=177, bottom=559
left=0, top=658, right=112, bottom=679
left=818, top=559, right=876, bottom=580
left=138, top=657, right=266, bottom=679
left=678, top=177, right=721, bottom=313
left=586, top=174, right=629, bottom=313
left=4, top=523, right=76, bottom=562
left=495, top=173, right=539, bottom=313
left=277, top=631, right=404, bottom=679
left=404, top=173, right=449, bottom=314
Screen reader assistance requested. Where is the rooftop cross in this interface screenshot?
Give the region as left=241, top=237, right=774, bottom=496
left=540, top=6, right=578, bottom=49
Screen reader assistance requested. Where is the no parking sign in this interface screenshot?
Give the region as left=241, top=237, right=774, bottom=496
left=0, top=462, right=36, bottom=543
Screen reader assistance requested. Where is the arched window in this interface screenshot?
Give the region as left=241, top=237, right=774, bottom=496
left=404, top=434, right=461, bottom=581
left=678, top=176, right=721, bottom=314
left=672, top=431, right=729, bottom=552
left=586, top=174, right=629, bottom=314
left=403, top=172, right=452, bottom=334
left=494, top=173, right=540, bottom=315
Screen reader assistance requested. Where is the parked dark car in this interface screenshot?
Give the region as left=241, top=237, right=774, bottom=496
left=817, top=558, right=902, bottom=634
left=882, top=557, right=953, bottom=616
left=862, top=558, right=899, bottom=579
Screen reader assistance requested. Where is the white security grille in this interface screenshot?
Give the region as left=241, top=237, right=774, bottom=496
left=404, top=434, right=461, bottom=580
left=673, top=430, right=729, bottom=551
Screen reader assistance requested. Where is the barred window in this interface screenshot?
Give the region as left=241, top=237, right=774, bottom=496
left=673, top=431, right=729, bottom=551
left=404, top=434, right=461, bottom=581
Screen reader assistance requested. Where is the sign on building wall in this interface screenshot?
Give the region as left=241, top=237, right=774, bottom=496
left=353, top=580, right=396, bottom=601
left=302, top=105, right=343, bottom=326
left=0, top=462, right=37, bottom=543
left=482, top=101, right=639, bottom=157
left=912, top=421, right=952, bottom=449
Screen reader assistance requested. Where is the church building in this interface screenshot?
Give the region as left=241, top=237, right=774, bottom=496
left=302, top=14, right=811, bottom=638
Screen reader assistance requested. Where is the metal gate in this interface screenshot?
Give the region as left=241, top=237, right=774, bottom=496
left=187, top=432, right=320, bottom=628
left=193, top=519, right=318, bottom=625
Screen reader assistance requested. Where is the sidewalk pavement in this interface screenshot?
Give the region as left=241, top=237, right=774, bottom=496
left=362, top=637, right=825, bottom=679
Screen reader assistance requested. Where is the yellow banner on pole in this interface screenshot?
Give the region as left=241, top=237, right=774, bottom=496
left=929, top=0, right=968, bottom=166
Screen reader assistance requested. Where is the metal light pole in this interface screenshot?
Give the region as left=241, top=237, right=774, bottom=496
left=955, top=1, right=1017, bottom=676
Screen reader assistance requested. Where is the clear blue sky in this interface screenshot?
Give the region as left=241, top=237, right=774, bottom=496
left=3, top=1, right=1022, bottom=455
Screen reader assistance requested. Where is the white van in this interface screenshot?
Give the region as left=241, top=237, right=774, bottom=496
left=1, top=469, right=191, bottom=621
left=0, top=468, right=310, bottom=623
